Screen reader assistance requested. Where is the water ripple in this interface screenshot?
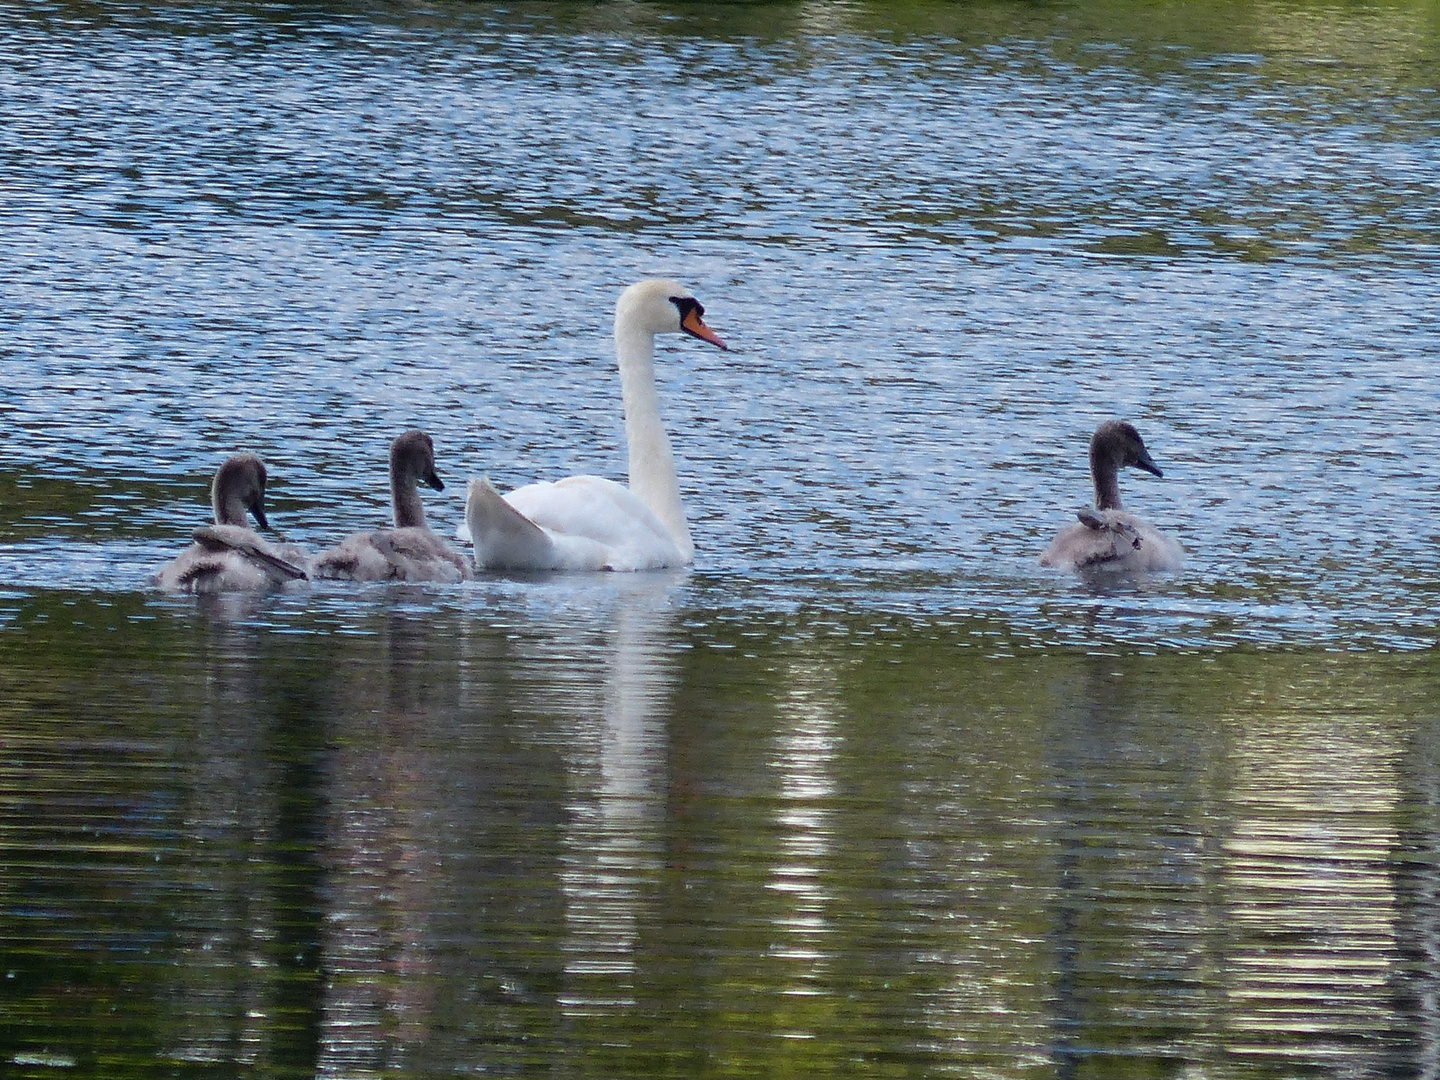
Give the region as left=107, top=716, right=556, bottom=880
left=0, top=5, right=1437, bottom=651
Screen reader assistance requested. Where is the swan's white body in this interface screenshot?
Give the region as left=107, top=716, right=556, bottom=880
left=463, top=279, right=727, bottom=572
left=313, top=430, right=473, bottom=584
left=466, top=474, right=685, bottom=572
left=156, top=454, right=309, bottom=593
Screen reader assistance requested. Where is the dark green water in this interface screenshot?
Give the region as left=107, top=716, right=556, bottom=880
left=3, top=0, right=1440, bottom=1075
left=3, top=584, right=1440, bottom=1077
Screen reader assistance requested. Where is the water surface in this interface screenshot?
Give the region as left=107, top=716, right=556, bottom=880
left=2, top=1, right=1440, bottom=1076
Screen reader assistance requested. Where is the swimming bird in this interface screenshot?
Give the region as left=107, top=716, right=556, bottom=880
left=312, top=430, right=473, bottom=583
left=1040, top=420, right=1184, bottom=573
left=155, top=453, right=309, bottom=593
left=462, top=278, right=728, bottom=571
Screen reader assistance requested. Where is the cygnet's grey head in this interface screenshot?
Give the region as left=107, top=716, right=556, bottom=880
left=1091, top=420, right=1162, bottom=478
left=391, top=429, right=444, bottom=492
left=211, top=453, right=270, bottom=529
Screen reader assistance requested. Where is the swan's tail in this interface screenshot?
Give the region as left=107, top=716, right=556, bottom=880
left=463, top=478, right=558, bottom=570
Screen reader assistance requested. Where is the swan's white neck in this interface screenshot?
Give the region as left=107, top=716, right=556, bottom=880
left=616, top=319, right=693, bottom=562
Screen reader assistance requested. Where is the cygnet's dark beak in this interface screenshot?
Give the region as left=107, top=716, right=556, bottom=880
left=1134, top=449, right=1163, bottom=478
left=423, top=468, right=445, bottom=493
left=251, top=501, right=271, bottom=531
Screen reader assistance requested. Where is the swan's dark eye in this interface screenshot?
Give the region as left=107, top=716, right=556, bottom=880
left=670, top=296, right=703, bottom=320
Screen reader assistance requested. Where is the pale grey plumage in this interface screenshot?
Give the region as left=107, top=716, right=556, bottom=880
left=1040, top=420, right=1184, bottom=573
left=312, top=430, right=473, bottom=583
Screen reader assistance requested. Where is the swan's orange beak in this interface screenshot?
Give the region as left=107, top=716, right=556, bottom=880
left=681, top=307, right=728, bottom=351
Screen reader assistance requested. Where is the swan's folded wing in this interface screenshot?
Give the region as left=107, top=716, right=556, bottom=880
left=466, top=478, right=558, bottom=570
left=511, top=476, right=674, bottom=548
left=505, top=476, right=682, bottom=570
left=193, top=525, right=308, bottom=580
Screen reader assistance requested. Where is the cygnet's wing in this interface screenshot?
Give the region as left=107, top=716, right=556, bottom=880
left=1074, top=509, right=1142, bottom=552
left=193, top=525, right=308, bottom=580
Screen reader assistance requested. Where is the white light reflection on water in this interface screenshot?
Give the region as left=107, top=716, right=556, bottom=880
left=766, top=658, right=842, bottom=990
left=1222, top=702, right=1406, bottom=1065
left=555, top=574, right=681, bottom=1013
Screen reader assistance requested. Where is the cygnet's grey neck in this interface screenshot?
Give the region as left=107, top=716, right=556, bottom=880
left=214, top=487, right=254, bottom=527
left=391, top=457, right=429, bottom=529
left=1090, top=448, right=1125, bottom=511
left=389, top=431, right=443, bottom=529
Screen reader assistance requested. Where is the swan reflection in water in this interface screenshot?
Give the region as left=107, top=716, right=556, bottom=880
left=312, top=571, right=687, bottom=1069
left=551, top=572, right=684, bottom=1009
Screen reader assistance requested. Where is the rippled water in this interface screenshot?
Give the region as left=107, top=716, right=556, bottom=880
left=4, top=0, right=1439, bottom=645
left=2, top=2, right=1440, bottom=1077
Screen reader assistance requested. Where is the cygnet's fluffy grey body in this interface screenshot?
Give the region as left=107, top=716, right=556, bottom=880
left=155, top=453, right=309, bottom=593
left=311, top=430, right=473, bottom=583
left=1040, top=420, right=1184, bottom=574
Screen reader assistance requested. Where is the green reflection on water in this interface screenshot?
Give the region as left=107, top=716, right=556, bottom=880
left=1, top=589, right=1437, bottom=1078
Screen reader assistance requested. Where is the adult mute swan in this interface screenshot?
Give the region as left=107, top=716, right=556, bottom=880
left=312, top=430, right=473, bottom=583
left=1040, top=420, right=1184, bottom=573
left=463, top=278, right=728, bottom=571
left=155, top=453, right=309, bottom=593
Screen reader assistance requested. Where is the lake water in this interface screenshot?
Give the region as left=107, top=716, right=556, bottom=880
left=2, top=1, right=1440, bottom=1076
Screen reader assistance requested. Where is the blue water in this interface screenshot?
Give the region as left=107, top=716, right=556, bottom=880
left=2, top=2, right=1438, bottom=648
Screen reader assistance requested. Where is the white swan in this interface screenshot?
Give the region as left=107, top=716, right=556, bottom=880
left=312, top=430, right=473, bottom=583
left=463, top=278, right=728, bottom=571
left=155, top=453, right=309, bottom=593
left=1040, top=420, right=1184, bottom=573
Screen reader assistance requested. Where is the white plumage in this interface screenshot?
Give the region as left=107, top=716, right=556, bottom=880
left=462, top=278, right=727, bottom=572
